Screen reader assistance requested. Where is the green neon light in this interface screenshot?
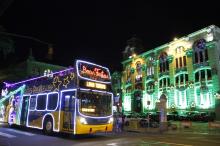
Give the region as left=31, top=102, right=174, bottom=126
left=0, top=85, right=26, bottom=125
left=17, top=86, right=25, bottom=125
left=0, top=85, right=26, bottom=105
left=123, top=94, right=131, bottom=112
left=175, top=90, right=187, bottom=109
left=143, top=92, right=154, bottom=111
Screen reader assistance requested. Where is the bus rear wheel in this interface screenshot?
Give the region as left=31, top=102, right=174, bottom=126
left=43, top=117, right=53, bottom=135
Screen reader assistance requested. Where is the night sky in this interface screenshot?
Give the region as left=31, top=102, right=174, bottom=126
left=1, top=0, right=220, bottom=72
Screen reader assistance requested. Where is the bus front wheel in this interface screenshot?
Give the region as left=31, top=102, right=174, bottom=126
left=43, top=117, right=53, bottom=135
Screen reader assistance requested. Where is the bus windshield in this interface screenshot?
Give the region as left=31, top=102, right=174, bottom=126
left=78, top=91, right=112, bottom=117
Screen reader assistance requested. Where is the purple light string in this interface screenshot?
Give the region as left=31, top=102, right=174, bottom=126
left=4, top=67, right=74, bottom=88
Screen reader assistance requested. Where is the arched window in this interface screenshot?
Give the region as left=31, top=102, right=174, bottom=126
left=194, top=69, right=212, bottom=83
left=175, top=46, right=187, bottom=69
left=135, top=61, right=142, bottom=83
left=174, top=88, right=188, bottom=109
left=146, top=57, right=154, bottom=76
left=175, top=73, right=188, bottom=88
left=136, top=61, right=142, bottom=75
left=159, top=77, right=170, bottom=89
left=146, top=81, right=155, bottom=94
left=159, top=52, right=169, bottom=72
left=193, top=39, right=208, bottom=64
left=125, top=65, right=131, bottom=84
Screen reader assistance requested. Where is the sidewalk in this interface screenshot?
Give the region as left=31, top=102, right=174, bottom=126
left=122, top=121, right=220, bottom=135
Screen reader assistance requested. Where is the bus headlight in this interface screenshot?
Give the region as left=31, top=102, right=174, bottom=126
left=80, top=117, right=87, bottom=124
left=108, top=117, right=113, bottom=123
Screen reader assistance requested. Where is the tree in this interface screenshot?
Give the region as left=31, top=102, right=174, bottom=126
left=0, top=25, right=15, bottom=60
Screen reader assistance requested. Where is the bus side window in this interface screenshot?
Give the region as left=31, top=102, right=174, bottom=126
left=29, top=96, right=36, bottom=110
left=64, top=95, right=70, bottom=109
left=47, top=93, right=59, bottom=110
left=70, top=95, right=75, bottom=111
left=36, top=94, right=47, bottom=110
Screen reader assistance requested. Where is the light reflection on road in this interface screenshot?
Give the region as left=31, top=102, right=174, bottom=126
left=105, top=141, right=192, bottom=146
left=106, top=143, right=118, bottom=146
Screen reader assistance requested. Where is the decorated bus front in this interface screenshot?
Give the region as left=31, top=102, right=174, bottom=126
left=75, top=60, right=113, bottom=134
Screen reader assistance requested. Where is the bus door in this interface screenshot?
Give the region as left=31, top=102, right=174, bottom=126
left=20, top=96, right=29, bottom=126
left=62, top=90, right=75, bottom=132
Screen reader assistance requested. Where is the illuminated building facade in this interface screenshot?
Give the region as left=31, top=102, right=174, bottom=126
left=121, top=25, right=220, bottom=118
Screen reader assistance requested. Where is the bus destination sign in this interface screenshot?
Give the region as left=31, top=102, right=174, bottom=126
left=76, top=60, right=111, bottom=83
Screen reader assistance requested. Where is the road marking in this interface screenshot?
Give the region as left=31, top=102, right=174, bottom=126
left=192, top=132, right=209, bottom=135
left=157, top=141, right=192, bottom=146
left=0, top=132, right=16, bottom=138
left=6, top=129, right=35, bottom=136
left=106, top=143, right=118, bottom=146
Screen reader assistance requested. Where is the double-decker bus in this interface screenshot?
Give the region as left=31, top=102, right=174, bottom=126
left=0, top=60, right=113, bottom=135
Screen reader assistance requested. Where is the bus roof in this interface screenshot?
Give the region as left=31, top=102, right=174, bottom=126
left=4, top=67, right=74, bottom=88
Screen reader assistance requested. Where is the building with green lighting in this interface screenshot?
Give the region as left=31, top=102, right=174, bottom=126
left=121, top=25, right=220, bottom=119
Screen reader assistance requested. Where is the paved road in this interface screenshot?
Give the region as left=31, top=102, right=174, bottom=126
left=1, top=123, right=220, bottom=146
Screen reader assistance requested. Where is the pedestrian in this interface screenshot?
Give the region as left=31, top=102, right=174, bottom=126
left=116, top=115, right=122, bottom=133
left=115, top=116, right=119, bottom=133
left=113, top=114, right=117, bottom=132
left=122, top=114, right=125, bottom=130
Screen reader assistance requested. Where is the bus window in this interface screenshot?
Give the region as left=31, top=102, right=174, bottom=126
left=29, top=96, right=36, bottom=110
left=47, top=93, right=58, bottom=110
left=64, top=95, right=70, bottom=109
left=78, top=91, right=112, bottom=117
left=36, top=94, right=47, bottom=110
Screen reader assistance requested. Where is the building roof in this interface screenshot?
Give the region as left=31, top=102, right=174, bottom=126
left=121, top=25, right=219, bottom=65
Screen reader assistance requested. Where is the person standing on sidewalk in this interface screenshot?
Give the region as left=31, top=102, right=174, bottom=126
left=118, top=115, right=123, bottom=132
left=122, top=114, right=125, bottom=130
left=113, top=114, right=117, bottom=132
left=115, top=115, right=122, bottom=133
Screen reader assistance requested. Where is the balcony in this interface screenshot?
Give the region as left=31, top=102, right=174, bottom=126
left=146, top=74, right=154, bottom=80
left=159, top=71, right=169, bottom=78
left=193, top=62, right=209, bottom=69
left=175, top=67, right=187, bottom=73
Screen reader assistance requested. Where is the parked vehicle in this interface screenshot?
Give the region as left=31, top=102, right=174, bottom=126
left=179, top=112, right=191, bottom=121
left=139, top=118, right=159, bottom=128
left=178, top=111, right=215, bottom=122
left=186, top=111, right=200, bottom=121
left=167, top=111, right=179, bottom=121
left=197, top=112, right=215, bottom=122
left=148, top=112, right=160, bottom=122
left=124, top=115, right=132, bottom=126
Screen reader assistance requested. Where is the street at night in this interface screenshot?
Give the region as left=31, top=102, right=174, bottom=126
left=1, top=1, right=220, bottom=146
left=1, top=123, right=220, bottom=146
